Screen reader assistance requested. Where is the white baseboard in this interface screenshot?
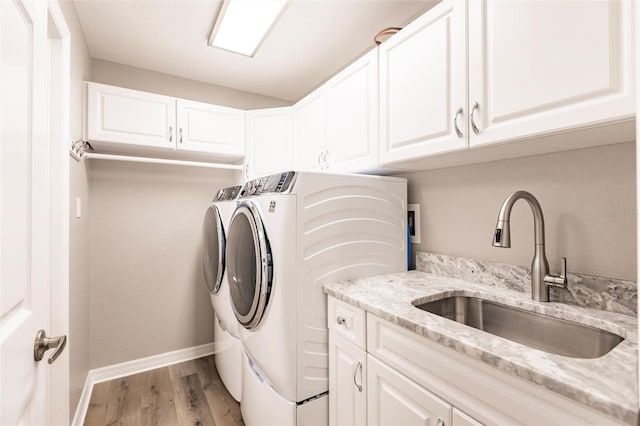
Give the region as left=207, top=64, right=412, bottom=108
left=71, top=342, right=215, bottom=426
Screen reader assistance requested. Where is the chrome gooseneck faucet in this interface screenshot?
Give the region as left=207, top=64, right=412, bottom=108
left=492, top=191, right=567, bottom=302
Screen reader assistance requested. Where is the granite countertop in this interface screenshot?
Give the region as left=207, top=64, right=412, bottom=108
left=324, top=270, right=638, bottom=425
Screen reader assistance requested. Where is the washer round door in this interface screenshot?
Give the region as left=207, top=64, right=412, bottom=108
left=202, top=204, right=225, bottom=294
left=226, top=202, right=272, bottom=329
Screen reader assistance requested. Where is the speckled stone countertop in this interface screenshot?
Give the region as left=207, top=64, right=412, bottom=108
left=324, top=271, right=638, bottom=425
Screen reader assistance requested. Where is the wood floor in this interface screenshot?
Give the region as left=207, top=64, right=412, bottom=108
left=84, top=355, right=244, bottom=426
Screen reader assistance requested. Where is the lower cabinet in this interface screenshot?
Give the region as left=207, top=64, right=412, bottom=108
left=367, top=356, right=451, bottom=426
left=329, top=333, right=367, bottom=426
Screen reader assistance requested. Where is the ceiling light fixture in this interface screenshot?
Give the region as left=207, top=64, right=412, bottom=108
left=208, top=0, right=287, bottom=57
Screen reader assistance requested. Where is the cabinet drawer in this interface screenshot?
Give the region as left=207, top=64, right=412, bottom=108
left=328, top=297, right=366, bottom=350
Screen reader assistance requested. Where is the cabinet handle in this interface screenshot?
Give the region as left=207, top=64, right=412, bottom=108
left=453, top=107, right=463, bottom=138
left=470, top=101, right=480, bottom=135
left=179, top=128, right=183, bottom=144
left=336, top=316, right=346, bottom=325
left=323, top=150, right=330, bottom=169
left=169, top=126, right=173, bottom=142
left=318, top=152, right=324, bottom=170
left=436, top=419, right=445, bottom=426
left=245, top=164, right=250, bottom=179
left=353, top=361, right=363, bottom=392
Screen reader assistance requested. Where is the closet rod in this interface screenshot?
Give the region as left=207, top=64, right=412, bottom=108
left=83, top=152, right=243, bottom=170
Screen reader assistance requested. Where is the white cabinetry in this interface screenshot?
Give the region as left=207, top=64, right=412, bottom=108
left=293, top=49, right=380, bottom=172
left=379, top=0, right=467, bottom=163
left=329, top=333, right=366, bottom=426
left=293, top=88, right=326, bottom=170
left=367, top=356, right=451, bottom=426
left=467, top=0, right=635, bottom=148
left=379, top=0, right=635, bottom=169
left=86, top=82, right=245, bottom=161
left=87, top=82, right=176, bottom=150
left=245, top=107, right=293, bottom=179
left=325, top=49, right=379, bottom=171
left=176, top=99, right=244, bottom=158
left=328, top=298, right=367, bottom=426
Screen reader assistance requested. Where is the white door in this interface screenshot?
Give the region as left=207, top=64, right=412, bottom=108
left=176, top=99, right=245, bottom=159
left=379, top=0, right=467, bottom=165
left=1, top=0, right=60, bottom=423
left=325, top=49, right=378, bottom=172
left=87, top=82, right=176, bottom=150
left=367, top=356, right=451, bottom=426
left=468, top=0, right=635, bottom=147
left=293, top=88, right=326, bottom=170
left=329, top=333, right=366, bottom=426
left=246, top=107, right=292, bottom=178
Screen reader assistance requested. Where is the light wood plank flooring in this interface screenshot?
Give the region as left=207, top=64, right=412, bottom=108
left=84, top=355, right=243, bottom=426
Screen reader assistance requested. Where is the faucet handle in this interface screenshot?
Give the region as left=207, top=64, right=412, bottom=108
left=545, top=257, right=568, bottom=288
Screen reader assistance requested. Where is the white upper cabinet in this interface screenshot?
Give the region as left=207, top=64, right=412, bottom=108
left=467, top=0, right=635, bottom=147
left=176, top=99, right=244, bottom=159
left=87, top=82, right=176, bottom=150
left=379, top=0, right=467, bottom=164
left=325, top=49, right=379, bottom=172
left=245, top=107, right=293, bottom=179
left=86, top=82, right=245, bottom=161
left=293, top=87, right=326, bottom=170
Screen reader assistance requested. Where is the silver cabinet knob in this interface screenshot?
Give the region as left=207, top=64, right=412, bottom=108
left=436, top=419, right=445, bottom=426
left=336, top=316, right=346, bottom=325
left=34, top=329, right=67, bottom=364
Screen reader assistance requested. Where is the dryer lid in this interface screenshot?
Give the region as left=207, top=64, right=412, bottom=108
left=202, top=204, right=225, bottom=294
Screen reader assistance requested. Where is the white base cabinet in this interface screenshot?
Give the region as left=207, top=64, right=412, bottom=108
left=327, top=296, right=626, bottom=426
left=329, top=333, right=367, bottom=426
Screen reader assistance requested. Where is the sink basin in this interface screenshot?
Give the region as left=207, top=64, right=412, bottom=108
left=414, top=296, right=623, bottom=359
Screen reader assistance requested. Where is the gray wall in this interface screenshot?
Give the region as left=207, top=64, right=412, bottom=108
left=397, top=142, right=637, bottom=281
left=60, top=0, right=92, bottom=415
left=91, top=59, right=292, bottom=110
left=88, top=162, right=235, bottom=368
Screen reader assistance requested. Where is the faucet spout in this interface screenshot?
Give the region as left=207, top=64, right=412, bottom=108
left=492, top=191, right=567, bottom=302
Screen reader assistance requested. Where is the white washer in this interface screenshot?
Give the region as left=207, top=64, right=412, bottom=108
left=202, top=184, right=242, bottom=402
left=225, top=171, right=407, bottom=425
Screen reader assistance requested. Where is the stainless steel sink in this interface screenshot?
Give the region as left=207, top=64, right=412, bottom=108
left=414, top=296, right=624, bottom=359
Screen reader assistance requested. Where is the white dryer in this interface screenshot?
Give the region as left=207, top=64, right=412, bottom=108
left=202, top=184, right=242, bottom=402
left=225, top=171, right=407, bottom=425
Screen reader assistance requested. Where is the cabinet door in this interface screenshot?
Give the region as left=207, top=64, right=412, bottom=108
left=293, top=88, right=326, bottom=170
left=329, top=333, right=366, bottom=426
left=87, top=82, right=176, bottom=149
left=176, top=99, right=245, bottom=159
left=468, top=0, right=635, bottom=147
left=325, top=49, right=378, bottom=172
left=379, top=0, right=467, bottom=165
left=453, top=408, right=484, bottom=426
left=367, top=356, right=451, bottom=426
left=246, top=107, right=292, bottom=179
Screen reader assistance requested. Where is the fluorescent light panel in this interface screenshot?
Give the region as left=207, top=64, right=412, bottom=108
left=209, top=0, right=287, bottom=57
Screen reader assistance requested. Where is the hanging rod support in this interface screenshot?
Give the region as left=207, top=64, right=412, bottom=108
left=70, top=139, right=93, bottom=161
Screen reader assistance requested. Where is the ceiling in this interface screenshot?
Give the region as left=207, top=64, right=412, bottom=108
left=73, top=0, right=434, bottom=102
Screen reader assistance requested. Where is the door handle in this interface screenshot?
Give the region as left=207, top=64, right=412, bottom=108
left=169, top=126, right=173, bottom=142
left=453, top=107, right=463, bottom=138
left=179, top=127, right=183, bottom=144
left=470, top=101, right=480, bottom=135
left=353, top=361, right=363, bottom=392
left=34, top=330, right=67, bottom=365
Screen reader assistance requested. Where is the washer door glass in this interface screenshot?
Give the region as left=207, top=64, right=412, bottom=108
left=202, top=205, right=225, bottom=293
left=227, top=202, right=272, bottom=329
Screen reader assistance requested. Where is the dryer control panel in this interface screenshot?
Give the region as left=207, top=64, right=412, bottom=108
left=241, top=171, right=296, bottom=197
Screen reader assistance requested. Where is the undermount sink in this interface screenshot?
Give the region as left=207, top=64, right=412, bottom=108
left=414, top=296, right=624, bottom=359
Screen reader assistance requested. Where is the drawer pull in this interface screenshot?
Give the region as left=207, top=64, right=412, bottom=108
left=436, top=419, right=445, bottom=426
left=353, top=361, right=363, bottom=392
left=336, top=316, right=346, bottom=325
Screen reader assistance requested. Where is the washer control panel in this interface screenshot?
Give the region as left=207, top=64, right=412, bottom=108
left=241, top=171, right=296, bottom=197
left=214, top=185, right=242, bottom=201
